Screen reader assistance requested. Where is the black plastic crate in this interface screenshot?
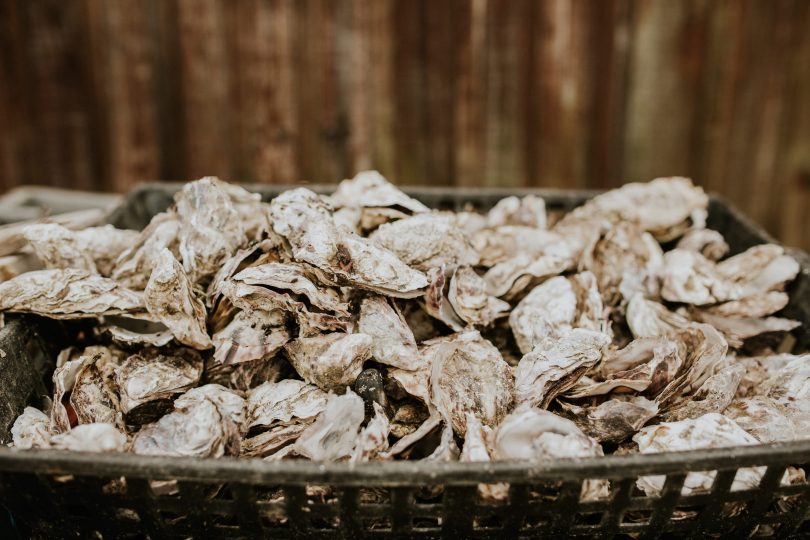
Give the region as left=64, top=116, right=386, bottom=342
left=0, top=183, right=809, bottom=539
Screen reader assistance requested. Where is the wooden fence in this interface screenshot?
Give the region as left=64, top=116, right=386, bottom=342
left=1, top=0, right=808, bottom=249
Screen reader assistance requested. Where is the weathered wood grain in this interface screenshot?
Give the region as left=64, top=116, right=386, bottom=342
left=0, top=0, right=808, bottom=249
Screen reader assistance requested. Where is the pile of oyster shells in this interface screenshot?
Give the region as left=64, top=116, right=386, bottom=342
left=2, top=172, right=806, bottom=499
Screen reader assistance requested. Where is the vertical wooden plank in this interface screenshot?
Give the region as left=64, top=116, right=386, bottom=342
left=176, top=0, right=230, bottom=179
left=221, top=0, right=299, bottom=184
left=690, top=0, right=742, bottom=198
left=149, top=0, right=185, bottom=181
left=368, top=0, right=396, bottom=180
left=92, top=0, right=160, bottom=192
left=728, top=0, right=798, bottom=234
left=776, top=1, right=810, bottom=251
left=423, top=1, right=457, bottom=185
left=622, top=0, right=709, bottom=185
left=293, top=0, right=348, bottom=183
left=453, top=0, right=488, bottom=187
left=484, top=0, right=533, bottom=188
left=590, top=0, right=634, bottom=189
left=533, top=0, right=600, bottom=189
left=340, top=0, right=371, bottom=176
left=16, top=0, right=104, bottom=190
left=0, top=1, right=26, bottom=191
left=392, top=0, right=429, bottom=184
left=252, top=0, right=298, bottom=184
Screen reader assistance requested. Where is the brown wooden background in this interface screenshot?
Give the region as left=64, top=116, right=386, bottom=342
left=1, top=0, right=809, bottom=249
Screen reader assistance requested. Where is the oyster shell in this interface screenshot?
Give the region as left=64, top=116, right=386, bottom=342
left=510, top=272, right=606, bottom=354
left=559, top=396, right=658, bottom=444
left=558, top=177, right=708, bottom=241
left=370, top=213, right=479, bottom=271
left=724, top=396, right=798, bottom=443
left=660, top=249, right=739, bottom=305
left=715, top=244, right=800, bottom=297
left=676, top=228, right=729, bottom=261
left=51, top=352, right=95, bottom=433
left=284, top=333, right=372, bottom=391
left=460, top=413, right=508, bottom=500
left=269, top=188, right=428, bottom=297
left=70, top=348, right=123, bottom=428
left=23, top=223, right=138, bottom=276
left=492, top=405, right=608, bottom=500
left=219, top=281, right=349, bottom=337
left=115, top=347, right=203, bottom=415
left=429, top=331, right=514, bottom=435
left=515, top=328, right=610, bottom=408
left=358, top=296, right=422, bottom=370
left=625, top=293, right=690, bottom=339
left=0, top=269, right=143, bottom=318
left=327, top=170, right=429, bottom=215
left=634, top=413, right=764, bottom=496
left=132, top=398, right=240, bottom=458
left=175, top=177, right=253, bottom=282
left=232, top=262, right=348, bottom=315
left=486, top=195, right=546, bottom=229
left=247, top=380, right=328, bottom=429
left=484, top=239, right=576, bottom=298
left=423, top=266, right=465, bottom=331
left=174, top=384, right=246, bottom=433
left=99, top=317, right=175, bottom=348
left=50, top=424, right=128, bottom=453
left=471, top=227, right=561, bottom=267
left=293, top=390, right=365, bottom=461
left=447, top=266, right=510, bottom=327
left=662, top=363, right=745, bottom=422
left=113, top=213, right=181, bottom=290
left=11, top=407, right=51, bottom=449
left=241, top=422, right=309, bottom=458
left=144, top=249, right=211, bottom=349
left=211, top=307, right=291, bottom=365
left=760, top=355, right=810, bottom=426
left=582, top=222, right=663, bottom=306
left=568, top=338, right=682, bottom=398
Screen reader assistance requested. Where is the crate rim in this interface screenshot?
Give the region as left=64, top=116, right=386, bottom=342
left=1, top=439, right=810, bottom=485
